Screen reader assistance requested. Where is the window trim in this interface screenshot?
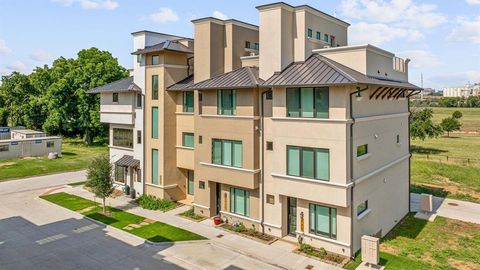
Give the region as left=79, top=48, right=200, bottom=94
left=217, top=89, right=236, bottom=115
left=324, top=33, right=329, bottom=42
left=212, top=138, right=243, bottom=168
left=112, top=128, right=133, bottom=149
left=152, top=55, right=160, bottom=65
left=152, top=75, right=159, bottom=100
left=286, top=87, right=329, bottom=118
left=287, top=145, right=330, bottom=181
left=182, top=132, right=195, bottom=148
left=230, top=187, right=250, bottom=217
left=307, top=28, right=313, bottom=38
left=316, top=31, right=321, bottom=40
left=309, top=203, right=337, bottom=239
left=187, top=170, right=194, bottom=195
left=183, top=91, right=194, bottom=113
left=357, top=200, right=369, bottom=216
left=357, top=144, right=368, bottom=157
left=136, top=93, right=142, bottom=108
left=112, top=92, right=119, bottom=103
left=151, top=107, right=159, bottom=139
left=151, top=149, right=159, bottom=185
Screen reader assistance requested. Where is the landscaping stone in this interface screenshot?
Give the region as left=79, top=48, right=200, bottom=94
left=129, top=224, right=141, bottom=228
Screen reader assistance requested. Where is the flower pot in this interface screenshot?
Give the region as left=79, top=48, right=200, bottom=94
left=213, top=216, right=222, bottom=225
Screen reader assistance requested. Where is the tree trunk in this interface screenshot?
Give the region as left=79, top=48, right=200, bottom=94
left=447, top=131, right=450, bottom=137
left=84, top=129, right=93, bottom=146
left=102, top=197, right=106, bottom=214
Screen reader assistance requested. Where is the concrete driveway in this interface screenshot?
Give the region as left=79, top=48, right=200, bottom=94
left=0, top=172, right=331, bottom=270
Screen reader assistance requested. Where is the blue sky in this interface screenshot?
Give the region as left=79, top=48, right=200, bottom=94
left=1, top=0, right=479, bottom=89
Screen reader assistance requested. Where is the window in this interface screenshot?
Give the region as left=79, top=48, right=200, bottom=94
left=357, top=200, right=368, bottom=216
left=152, top=107, right=158, bottom=139
left=217, top=89, right=236, bottom=115
left=115, top=165, right=126, bottom=183
left=245, top=41, right=251, bottom=49
left=230, top=188, right=250, bottom=217
left=287, top=146, right=329, bottom=181
left=286, top=87, right=329, bottom=118
left=183, top=91, right=194, bottom=113
left=266, top=194, right=275, bottom=205
left=137, top=130, right=141, bottom=144
left=136, top=93, right=142, bottom=108
left=152, top=149, right=159, bottom=185
left=199, top=135, right=203, bottom=144
left=46, top=141, right=55, bottom=148
left=199, top=181, right=205, bottom=189
left=137, top=54, right=143, bottom=63
left=357, top=144, right=368, bottom=157
left=212, top=139, right=242, bottom=167
left=0, top=145, right=8, bottom=152
left=254, top=43, right=259, bottom=50
left=266, top=141, right=273, bottom=151
left=316, top=31, right=321, bottom=40
left=112, top=128, right=133, bottom=148
left=396, top=134, right=400, bottom=144
left=182, top=132, right=194, bottom=148
left=113, top=93, right=119, bottom=103
left=330, top=36, right=335, bottom=47
left=136, top=169, right=142, bottom=182
left=266, top=91, right=273, bottom=100
left=307, top=28, right=313, bottom=38
left=324, top=34, right=329, bottom=42
left=152, top=75, right=159, bottom=100
left=187, top=170, right=194, bottom=195
left=152, top=55, right=160, bottom=65
left=309, top=204, right=336, bottom=239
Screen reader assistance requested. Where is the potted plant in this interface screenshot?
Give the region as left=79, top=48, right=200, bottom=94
left=213, top=215, right=222, bottom=225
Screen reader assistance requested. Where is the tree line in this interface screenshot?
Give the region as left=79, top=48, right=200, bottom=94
left=410, top=108, right=463, bottom=140
left=0, top=48, right=128, bottom=145
left=411, top=96, right=480, bottom=108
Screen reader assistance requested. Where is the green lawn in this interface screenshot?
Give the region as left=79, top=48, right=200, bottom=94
left=0, top=138, right=107, bottom=181
left=68, top=180, right=89, bottom=187
left=41, top=192, right=206, bottom=243
left=429, top=107, right=480, bottom=133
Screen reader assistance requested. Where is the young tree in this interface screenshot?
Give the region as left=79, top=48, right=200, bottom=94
left=87, top=154, right=114, bottom=214
left=452, top=110, right=463, bottom=119
left=410, top=108, right=443, bottom=140
left=441, top=112, right=462, bottom=137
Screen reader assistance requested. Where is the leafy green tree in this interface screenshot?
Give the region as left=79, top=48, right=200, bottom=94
left=440, top=117, right=461, bottom=137
left=410, top=108, right=443, bottom=140
left=452, top=110, right=463, bottom=119
left=87, top=154, right=114, bottom=214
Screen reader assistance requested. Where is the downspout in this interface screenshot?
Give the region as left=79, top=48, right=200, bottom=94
left=348, top=85, right=369, bottom=258
left=259, top=89, right=271, bottom=234
left=408, top=95, right=411, bottom=213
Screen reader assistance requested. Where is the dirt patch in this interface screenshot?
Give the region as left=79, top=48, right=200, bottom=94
left=447, top=258, right=479, bottom=270
left=0, top=162, right=15, bottom=168
left=421, top=183, right=480, bottom=200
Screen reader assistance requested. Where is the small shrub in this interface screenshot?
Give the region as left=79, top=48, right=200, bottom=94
left=179, top=208, right=205, bottom=221
left=137, top=194, right=177, bottom=212
left=232, top=222, right=246, bottom=233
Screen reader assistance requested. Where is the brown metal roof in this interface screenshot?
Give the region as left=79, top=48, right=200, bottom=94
left=263, top=54, right=421, bottom=90
left=167, top=75, right=194, bottom=91
left=186, top=66, right=264, bottom=90
left=131, top=40, right=193, bottom=55
left=86, top=77, right=141, bottom=94
left=115, top=155, right=140, bottom=167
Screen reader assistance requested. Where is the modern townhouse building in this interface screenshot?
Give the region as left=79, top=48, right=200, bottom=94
left=89, top=2, right=421, bottom=257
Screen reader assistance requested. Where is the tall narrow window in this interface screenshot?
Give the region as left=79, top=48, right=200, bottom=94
left=115, top=165, right=126, bottom=183
left=309, top=204, right=337, bottom=239
left=324, top=34, right=329, bottom=42
left=152, top=107, right=158, bottom=139
left=151, top=149, right=159, bottom=185
left=182, top=132, right=194, bottom=148
left=187, top=170, right=194, bottom=195
left=113, top=93, right=119, bottom=103
left=245, top=41, right=251, bottom=49
left=254, top=43, right=259, bottom=50
left=136, top=93, right=142, bottom=108
left=286, top=87, right=329, bottom=118
left=152, top=75, right=159, bottom=100
left=183, top=91, right=194, bottom=113
left=287, top=146, right=329, bottom=181
left=230, top=188, right=250, bottom=217
left=137, top=130, right=141, bottom=144
left=307, top=28, right=313, bottom=38
left=316, top=31, right=321, bottom=40
left=212, top=139, right=242, bottom=168
left=217, top=89, right=236, bottom=115
left=152, top=55, right=160, bottom=65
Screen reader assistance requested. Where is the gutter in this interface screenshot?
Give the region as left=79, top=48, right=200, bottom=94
left=348, top=85, right=369, bottom=258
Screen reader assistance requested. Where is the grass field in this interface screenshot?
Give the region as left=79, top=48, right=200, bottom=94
left=428, top=107, right=480, bottom=133
left=0, top=138, right=107, bottom=181
left=41, top=192, right=206, bottom=243
left=345, top=214, right=480, bottom=269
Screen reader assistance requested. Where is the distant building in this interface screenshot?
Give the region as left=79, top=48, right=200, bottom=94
left=443, top=83, right=480, bottom=97
left=0, top=127, right=62, bottom=160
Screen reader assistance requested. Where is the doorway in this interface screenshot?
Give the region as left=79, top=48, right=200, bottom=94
left=215, top=183, right=221, bottom=215
left=287, top=197, right=297, bottom=235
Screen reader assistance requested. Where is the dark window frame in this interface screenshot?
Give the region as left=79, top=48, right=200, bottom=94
left=112, top=92, right=119, bottom=103
left=245, top=41, right=251, bottom=49
left=112, top=128, right=133, bottom=149
left=307, top=28, right=313, bottom=38
left=266, top=141, right=273, bottom=151
left=136, top=93, right=142, bottom=108
left=152, top=55, right=160, bottom=65
left=152, top=75, right=159, bottom=100
left=0, top=145, right=9, bottom=152
left=286, top=87, right=329, bottom=118
left=287, top=145, right=330, bottom=181
left=137, top=130, right=141, bottom=144
left=183, top=91, right=194, bottom=113
left=46, top=141, right=55, bottom=148
left=199, top=181, right=205, bottom=189
left=230, top=187, right=250, bottom=217
left=182, top=132, right=195, bottom=148
left=357, top=200, right=368, bottom=216
left=309, top=204, right=337, bottom=239
left=212, top=138, right=243, bottom=168
left=217, top=89, right=236, bottom=115
left=316, top=31, right=321, bottom=40
left=357, top=144, right=368, bottom=157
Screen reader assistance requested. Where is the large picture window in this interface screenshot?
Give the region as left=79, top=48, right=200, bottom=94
left=212, top=139, right=242, bottom=167
left=183, top=91, right=194, bottom=113
left=230, top=188, right=250, bottom=216
left=309, top=204, right=337, bottom=239
left=286, top=87, right=329, bottom=118
left=112, top=128, right=133, bottom=149
left=152, top=75, right=159, bottom=100
left=287, top=146, right=329, bottom=181
left=217, top=89, right=236, bottom=115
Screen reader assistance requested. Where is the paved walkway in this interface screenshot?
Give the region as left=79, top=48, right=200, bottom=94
left=410, top=193, right=480, bottom=224
left=63, top=186, right=339, bottom=270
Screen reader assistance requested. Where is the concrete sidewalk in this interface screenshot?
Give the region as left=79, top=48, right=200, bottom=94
left=410, top=193, right=480, bottom=224
left=62, top=186, right=340, bottom=270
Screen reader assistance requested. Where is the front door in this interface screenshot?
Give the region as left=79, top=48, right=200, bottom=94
left=287, top=197, right=297, bottom=235
left=215, top=183, right=221, bottom=215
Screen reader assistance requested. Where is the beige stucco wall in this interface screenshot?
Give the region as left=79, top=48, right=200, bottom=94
left=224, top=23, right=259, bottom=72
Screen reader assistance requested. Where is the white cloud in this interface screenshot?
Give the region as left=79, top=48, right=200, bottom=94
left=29, top=50, right=53, bottom=62
left=0, top=39, right=12, bottom=54
left=6, top=61, right=27, bottom=73
left=212, top=10, right=228, bottom=20
left=466, top=0, right=480, bottom=5
left=348, top=22, right=423, bottom=45
left=52, top=0, right=118, bottom=10
left=340, top=0, right=446, bottom=29
left=397, top=50, right=442, bottom=69
left=448, top=16, right=480, bottom=44
left=149, top=8, right=179, bottom=23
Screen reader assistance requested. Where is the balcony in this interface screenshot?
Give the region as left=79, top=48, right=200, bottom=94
left=198, top=162, right=260, bottom=189
left=99, top=93, right=136, bottom=125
